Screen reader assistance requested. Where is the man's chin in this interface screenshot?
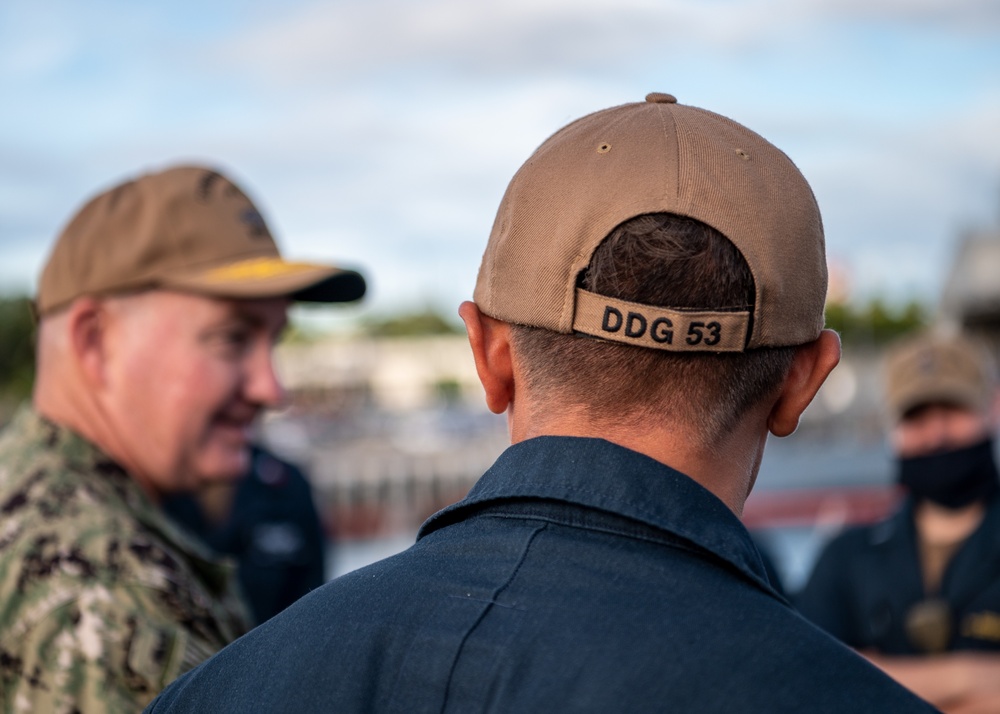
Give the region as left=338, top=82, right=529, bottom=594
left=194, top=446, right=251, bottom=484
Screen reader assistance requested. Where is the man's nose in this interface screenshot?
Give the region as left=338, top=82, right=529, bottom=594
left=246, top=344, right=287, bottom=409
left=921, top=414, right=951, bottom=452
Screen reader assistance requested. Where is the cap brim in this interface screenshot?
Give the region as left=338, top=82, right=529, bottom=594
left=291, top=269, right=366, bottom=303
left=890, top=382, right=987, bottom=420
left=162, top=257, right=366, bottom=304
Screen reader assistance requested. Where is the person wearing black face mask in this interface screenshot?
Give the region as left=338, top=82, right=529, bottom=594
left=798, top=331, right=1000, bottom=712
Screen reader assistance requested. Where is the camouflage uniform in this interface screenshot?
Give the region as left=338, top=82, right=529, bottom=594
left=0, top=408, right=250, bottom=713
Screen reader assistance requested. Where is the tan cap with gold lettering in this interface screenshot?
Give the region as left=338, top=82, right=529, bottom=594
left=36, top=165, right=365, bottom=315
left=473, top=93, right=826, bottom=352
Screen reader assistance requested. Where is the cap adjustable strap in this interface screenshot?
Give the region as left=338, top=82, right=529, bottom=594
left=572, top=289, right=751, bottom=352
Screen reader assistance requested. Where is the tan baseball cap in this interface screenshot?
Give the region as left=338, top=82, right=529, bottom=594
left=884, top=332, right=997, bottom=421
left=36, top=165, right=366, bottom=316
left=474, top=92, right=826, bottom=352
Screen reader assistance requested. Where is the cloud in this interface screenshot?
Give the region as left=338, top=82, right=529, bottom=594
left=1, top=0, right=998, bottom=312
left=816, top=0, right=1000, bottom=32
left=804, top=96, right=1000, bottom=301
left=211, top=0, right=798, bottom=83
left=210, top=0, right=1000, bottom=87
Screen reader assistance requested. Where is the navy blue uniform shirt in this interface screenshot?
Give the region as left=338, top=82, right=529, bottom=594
left=797, top=495, right=1000, bottom=654
left=148, top=437, right=936, bottom=713
left=163, top=446, right=327, bottom=625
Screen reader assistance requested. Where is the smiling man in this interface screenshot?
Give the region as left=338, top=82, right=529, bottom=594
left=0, top=165, right=364, bottom=712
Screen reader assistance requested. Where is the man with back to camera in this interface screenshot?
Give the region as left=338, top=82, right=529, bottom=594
left=798, top=331, right=1000, bottom=712
left=147, top=94, right=936, bottom=712
left=0, top=165, right=365, bottom=712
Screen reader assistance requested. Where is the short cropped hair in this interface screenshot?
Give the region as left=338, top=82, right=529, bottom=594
left=510, top=213, right=797, bottom=443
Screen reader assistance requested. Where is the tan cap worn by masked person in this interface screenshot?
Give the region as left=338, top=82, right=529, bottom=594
left=883, top=331, right=997, bottom=423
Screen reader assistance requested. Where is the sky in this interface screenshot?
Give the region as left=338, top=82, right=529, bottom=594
left=1, top=0, right=999, bottom=329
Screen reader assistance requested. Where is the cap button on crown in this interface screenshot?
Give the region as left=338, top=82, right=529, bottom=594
left=645, top=92, right=677, bottom=104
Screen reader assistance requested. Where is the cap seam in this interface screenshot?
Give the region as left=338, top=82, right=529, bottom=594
left=488, top=213, right=502, bottom=318
left=655, top=103, right=680, bottom=206
left=561, top=245, right=594, bottom=330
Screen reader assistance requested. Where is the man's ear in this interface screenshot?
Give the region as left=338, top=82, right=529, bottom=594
left=459, top=301, right=514, bottom=415
left=66, top=297, right=110, bottom=388
left=768, top=329, right=842, bottom=437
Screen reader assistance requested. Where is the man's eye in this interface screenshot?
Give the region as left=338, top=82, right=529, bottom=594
left=212, top=328, right=252, bottom=354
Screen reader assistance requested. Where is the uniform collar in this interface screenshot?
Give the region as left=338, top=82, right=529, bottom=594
left=420, top=436, right=774, bottom=593
left=8, top=407, right=237, bottom=594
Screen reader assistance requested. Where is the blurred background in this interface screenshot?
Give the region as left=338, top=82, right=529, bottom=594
left=1, top=0, right=999, bottom=594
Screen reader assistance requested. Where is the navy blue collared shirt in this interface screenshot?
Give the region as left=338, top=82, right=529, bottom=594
left=148, top=437, right=935, bottom=713
left=163, top=446, right=327, bottom=626
left=797, top=495, right=1000, bottom=654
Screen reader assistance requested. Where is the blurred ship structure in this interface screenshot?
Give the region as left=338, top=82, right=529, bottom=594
left=940, top=219, right=1000, bottom=352
left=261, top=333, right=508, bottom=549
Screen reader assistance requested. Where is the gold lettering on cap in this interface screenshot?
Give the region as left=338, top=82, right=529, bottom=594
left=203, top=257, right=317, bottom=283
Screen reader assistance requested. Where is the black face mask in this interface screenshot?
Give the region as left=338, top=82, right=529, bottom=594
left=897, top=438, right=1000, bottom=509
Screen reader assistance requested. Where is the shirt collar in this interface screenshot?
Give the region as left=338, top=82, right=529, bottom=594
left=420, top=435, right=774, bottom=593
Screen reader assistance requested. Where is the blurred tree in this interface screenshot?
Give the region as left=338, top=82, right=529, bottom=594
left=0, top=296, right=36, bottom=423
left=825, top=297, right=929, bottom=345
left=361, top=308, right=462, bottom=337
left=433, top=377, right=463, bottom=405
left=280, top=323, right=318, bottom=345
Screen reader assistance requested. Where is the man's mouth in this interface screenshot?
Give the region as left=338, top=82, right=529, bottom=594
left=212, top=412, right=257, bottom=444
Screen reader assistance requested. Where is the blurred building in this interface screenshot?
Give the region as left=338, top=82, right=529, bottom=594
left=275, top=334, right=483, bottom=413
left=940, top=223, right=1000, bottom=354
left=262, top=335, right=507, bottom=543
